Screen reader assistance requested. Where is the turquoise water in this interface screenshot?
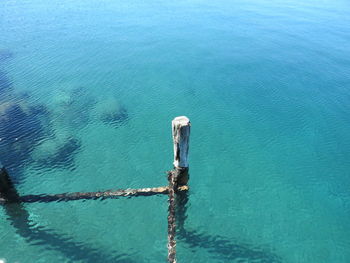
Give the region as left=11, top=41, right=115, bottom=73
left=1, top=0, right=350, bottom=262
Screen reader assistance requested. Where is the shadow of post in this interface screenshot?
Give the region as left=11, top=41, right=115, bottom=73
left=175, top=191, right=282, bottom=263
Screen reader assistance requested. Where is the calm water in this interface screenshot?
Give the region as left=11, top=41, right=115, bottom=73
left=1, top=0, right=350, bottom=262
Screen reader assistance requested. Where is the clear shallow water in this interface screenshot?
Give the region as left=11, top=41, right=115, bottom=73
left=1, top=0, right=350, bottom=262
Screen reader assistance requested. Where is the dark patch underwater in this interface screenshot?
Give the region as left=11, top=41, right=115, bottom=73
left=100, top=106, right=129, bottom=128
left=34, top=137, right=82, bottom=171
left=0, top=65, right=82, bottom=176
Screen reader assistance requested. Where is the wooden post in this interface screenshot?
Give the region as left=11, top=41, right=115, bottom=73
left=167, top=116, right=190, bottom=263
left=0, top=162, right=11, bottom=194
left=0, top=162, right=20, bottom=202
left=172, top=116, right=190, bottom=186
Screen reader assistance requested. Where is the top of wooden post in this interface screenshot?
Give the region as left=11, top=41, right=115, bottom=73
left=172, top=116, right=190, bottom=127
left=172, top=116, right=190, bottom=169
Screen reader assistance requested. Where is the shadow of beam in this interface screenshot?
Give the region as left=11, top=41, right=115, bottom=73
left=2, top=201, right=137, bottom=263
left=2, top=163, right=282, bottom=262
left=1, top=165, right=136, bottom=262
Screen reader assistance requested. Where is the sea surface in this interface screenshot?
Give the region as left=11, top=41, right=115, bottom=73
left=1, top=0, right=350, bottom=262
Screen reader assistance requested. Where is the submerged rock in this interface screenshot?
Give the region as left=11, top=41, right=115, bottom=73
left=0, top=59, right=86, bottom=173
left=94, top=97, right=129, bottom=127
left=31, top=136, right=81, bottom=170
left=1, top=79, right=130, bottom=173
left=28, top=86, right=98, bottom=170
left=0, top=99, right=47, bottom=172
left=100, top=106, right=128, bottom=127
left=0, top=101, right=44, bottom=140
left=0, top=51, right=14, bottom=97
left=51, top=87, right=96, bottom=130
left=0, top=71, right=13, bottom=95
left=0, top=49, right=14, bottom=62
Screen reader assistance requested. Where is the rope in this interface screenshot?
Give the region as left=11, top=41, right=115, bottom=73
left=167, top=170, right=177, bottom=263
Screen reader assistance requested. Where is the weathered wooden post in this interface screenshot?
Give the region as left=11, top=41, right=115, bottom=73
left=167, top=116, right=190, bottom=263
left=172, top=116, right=191, bottom=186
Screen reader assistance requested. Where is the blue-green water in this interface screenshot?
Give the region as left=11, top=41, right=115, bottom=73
left=1, top=0, right=350, bottom=262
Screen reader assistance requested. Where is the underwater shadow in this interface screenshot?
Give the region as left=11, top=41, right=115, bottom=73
left=0, top=70, right=13, bottom=95
left=0, top=49, right=14, bottom=63
left=32, top=137, right=82, bottom=171
left=100, top=105, right=129, bottom=128
left=0, top=65, right=52, bottom=179
left=94, top=96, right=129, bottom=128
left=0, top=66, right=85, bottom=176
left=2, top=201, right=136, bottom=263
left=0, top=165, right=135, bottom=263
left=175, top=192, right=283, bottom=263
